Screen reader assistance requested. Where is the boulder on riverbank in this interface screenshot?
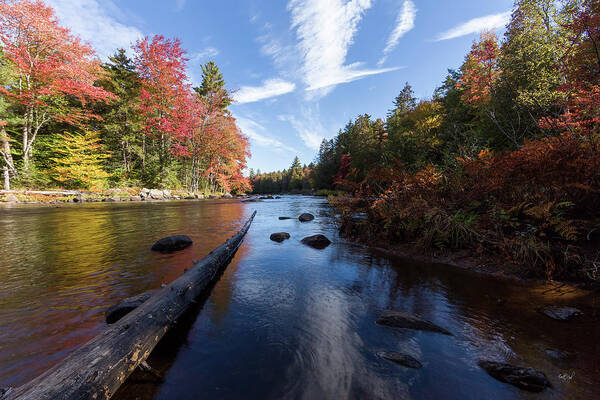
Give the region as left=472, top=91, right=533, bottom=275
left=377, top=351, right=422, bottom=368
left=376, top=310, right=452, bottom=335
left=270, top=232, right=291, bottom=242
left=151, top=235, right=193, bottom=253
left=103, top=197, right=120, bottom=202
left=298, top=213, right=314, bottom=222
left=4, top=194, right=19, bottom=203
left=301, top=234, right=331, bottom=249
left=105, top=290, right=158, bottom=324
left=539, top=306, right=582, bottom=321
left=478, top=360, right=551, bottom=392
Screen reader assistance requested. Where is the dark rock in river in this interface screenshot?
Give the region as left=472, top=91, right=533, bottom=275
left=279, top=217, right=293, bottom=220
left=242, top=198, right=261, bottom=203
left=377, top=351, right=422, bottom=368
left=545, top=348, right=574, bottom=362
left=270, top=232, right=291, bottom=242
left=103, top=197, right=120, bottom=202
left=105, top=290, right=158, bottom=324
left=259, top=195, right=274, bottom=200
left=298, top=213, right=314, bottom=222
left=539, top=306, right=582, bottom=321
left=478, top=360, right=551, bottom=392
left=376, top=310, right=452, bottom=335
left=151, top=235, right=193, bottom=253
left=301, top=234, right=331, bottom=249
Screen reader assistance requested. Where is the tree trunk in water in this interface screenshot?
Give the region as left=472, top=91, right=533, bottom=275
left=7, top=211, right=257, bottom=400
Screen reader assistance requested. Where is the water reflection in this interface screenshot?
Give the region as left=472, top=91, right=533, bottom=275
left=0, top=200, right=248, bottom=387
left=1, top=197, right=598, bottom=399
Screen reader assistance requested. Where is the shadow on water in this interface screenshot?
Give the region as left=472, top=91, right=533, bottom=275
left=1, top=196, right=599, bottom=399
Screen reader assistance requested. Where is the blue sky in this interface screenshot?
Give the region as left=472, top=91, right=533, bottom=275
left=46, top=0, right=514, bottom=173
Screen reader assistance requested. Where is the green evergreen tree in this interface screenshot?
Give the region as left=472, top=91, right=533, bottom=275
left=95, top=49, right=143, bottom=184
left=193, top=61, right=231, bottom=110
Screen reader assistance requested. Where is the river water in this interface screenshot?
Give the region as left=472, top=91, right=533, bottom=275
left=0, top=196, right=598, bottom=399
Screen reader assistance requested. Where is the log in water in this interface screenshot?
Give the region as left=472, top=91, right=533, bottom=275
left=6, top=211, right=256, bottom=400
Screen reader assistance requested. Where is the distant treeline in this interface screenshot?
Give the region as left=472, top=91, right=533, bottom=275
left=0, top=0, right=249, bottom=194
left=253, top=0, right=600, bottom=282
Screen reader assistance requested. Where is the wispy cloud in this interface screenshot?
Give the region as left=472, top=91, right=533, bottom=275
left=378, top=0, right=417, bottom=66
left=234, top=79, right=296, bottom=104
left=436, top=11, right=511, bottom=41
left=278, top=109, right=326, bottom=150
left=235, top=116, right=296, bottom=153
left=45, top=0, right=143, bottom=60
left=190, top=47, right=220, bottom=61
left=288, top=0, right=399, bottom=95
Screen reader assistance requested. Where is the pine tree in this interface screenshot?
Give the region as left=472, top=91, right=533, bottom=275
left=389, top=82, right=417, bottom=117
left=193, top=61, right=231, bottom=110
left=50, top=131, right=111, bottom=189
left=95, top=49, right=142, bottom=183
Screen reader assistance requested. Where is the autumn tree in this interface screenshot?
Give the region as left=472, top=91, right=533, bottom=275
left=133, top=34, right=190, bottom=186
left=0, top=0, right=113, bottom=176
left=457, top=31, right=501, bottom=106
left=49, top=131, right=111, bottom=189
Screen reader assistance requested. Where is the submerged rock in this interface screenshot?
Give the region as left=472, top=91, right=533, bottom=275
left=376, top=310, right=452, bottom=335
left=377, top=351, right=422, bottom=369
left=298, top=213, right=315, bottom=222
left=301, top=234, right=331, bottom=249
left=545, top=348, right=574, bottom=362
left=540, top=306, right=582, bottom=321
left=151, top=235, right=193, bottom=253
left=105, top=290, right=158, bottom=324
left=270, top=232, right=291, bottom=242
left=478, top=360, right=551, bottom=392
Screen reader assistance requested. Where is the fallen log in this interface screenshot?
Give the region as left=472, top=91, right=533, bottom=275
left=6, top=211, right=256, bottom=400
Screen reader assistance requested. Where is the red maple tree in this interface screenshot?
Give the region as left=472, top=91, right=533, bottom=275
left=0, top=0, right=114, bottom=171
left=457, top=31, right=501, bottom=105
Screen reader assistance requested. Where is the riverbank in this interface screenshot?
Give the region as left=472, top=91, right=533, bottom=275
left=330, top=195, right=600, bottom=287
left=0, top=188, right=248, bottom=205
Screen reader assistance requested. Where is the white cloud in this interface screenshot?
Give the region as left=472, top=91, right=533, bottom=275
left=234, top=79, right=296, bottom=104
left=235, top=116, right=296, bottom=153
left=378, top=0, right=417, bottom=66
left=45, top=0, right=144, bottom=60
left=190, top=47, right=220, bottom=61
left=288, top=0, right=399, bottom=95
left=278, top=110, right=326, bottom=150
left=436, top=11, right=511, bottom=41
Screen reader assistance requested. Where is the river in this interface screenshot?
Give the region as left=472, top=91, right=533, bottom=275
left=0, top=196, right=598, bottom=399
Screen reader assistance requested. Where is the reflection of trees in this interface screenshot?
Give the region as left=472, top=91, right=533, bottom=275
left=0, top=200, right=249, bottom=387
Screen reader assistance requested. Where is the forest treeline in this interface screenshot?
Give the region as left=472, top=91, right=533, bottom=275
left=253, top=0, right=600, bottom=282
left=0, top=0, right=250, bottom=194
